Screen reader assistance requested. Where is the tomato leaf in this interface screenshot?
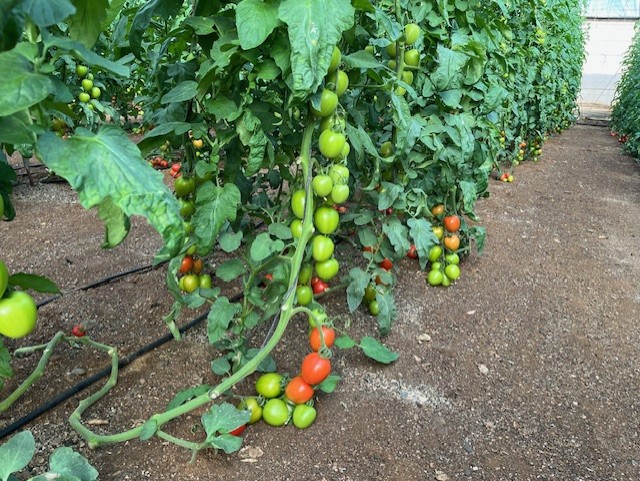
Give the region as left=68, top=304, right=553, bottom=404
left=374, top=291, right=396, bottom=335
left=17, top=0, right=76, bottom=28
left=215, top=259, right=246, bottom=282
left=36, top=127, right=185, bottom=258
left=278, top=0, right=355, bottom=96
left=0, top=339, right=13, bottom=391
left=8, top=273, right=60, bottom=294
left=218, top=231, right=243, bottom=253
left=0, top=431, right=35, bottom=481
left=359, top=336, right=398, bottom=364
left=129, top=0, right=183, bottom=59
left=250, top=233, right=285, bottom=263
left=236, top=0, right=281, bottom=50
left=407, top=218, right=438, bottom=270
left=207, top=297, right=241, bottom=344
left=0, top=112, right=36, bottom=145
left=211, top=357, right=231, bottom=376
left=48, top=446, right=98, bottom=481
left=317, top=374, right=341, bottom=393
left=237, top=111, right=268, bottom=176
left=334, top=335, right=357, bottom=349
left=166, top=384, right=212, bottom=410
left=201, top=403, right=250, bottom=453
left=0, top=157, right=17, bottom=221
left=66, top=0, right=108, bottom=48
left=193, top=183, right=241, bottom=254
left=161, top=81, right=198, bottom=104
left=382, top=217, right=411, bottom=257
left=346, top=267, right=369, bottom=312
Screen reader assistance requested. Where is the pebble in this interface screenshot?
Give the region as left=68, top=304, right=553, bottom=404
left=478, top=364, right=489, bottom=375
left=68, top=367, right=86, bottom=376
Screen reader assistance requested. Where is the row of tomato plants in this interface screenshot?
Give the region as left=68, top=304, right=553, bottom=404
left=611, top=21, right=640, bottom=158
left=0, top=0, right=586, bottom=463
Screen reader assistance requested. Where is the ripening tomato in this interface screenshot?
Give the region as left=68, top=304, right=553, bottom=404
left=255, top=372, right=283, bottom=398
left=309, top=325, right=336, bottom=351
left=444, top=234, right=460, bottom=252
left=431, top=204, right=445, bottom=216
left=192, top=138, right=204, bottom=149
left=380, top=258, right=393, bottom=271
left=179, top=255, right=194, bottom=274
left=311, top=278, right=329, bottom=295
left=407, top=244, right=418, bottom=259
left=193, top=258, right=203, bottom=274
left=285, top=376, right=314, bottom=404
left=432, top=225, right=444, bottom=240
left=319, top=130, right=346, bottom=159
left=292, top=404, right=317, bottom=429
left=300, top=352, right=331, bottom=385
left=444, top=215, right=461, bottom=232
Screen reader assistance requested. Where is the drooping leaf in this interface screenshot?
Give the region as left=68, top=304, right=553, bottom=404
left=166, top=384, right=211, bottom=410
left=207, top=297, right=242, bottom=344
left=0, top=112, right=35, bottom=145
left=129, top=0, right=184, bottom=58
left=359, top=336, right=398, bottom=364
left=36, top=127, right=184, bottom=257
left=48, top=447, right=98, bottom=481
left=67, top=0, right=108, bottom=48
left=407, top=217, right=438, bottom=270
left=215, top=259, right=246, bottom=282
left=0, top=431, right=35, bottom=481
left=317, top=374, right=341, bottom=393
left=8, top=273, right=60, bottom=294
left=250, top=232, right=284, bottom=262
left=18, top=0, right=76, bottom=27
left=236, top=0, right=281, bottom=50
left=346, top=267, right=369, bottom=312
left=161, top=81, right=198, bottom=104
left=193, top=183, right=241, bottom=253
left=201, top=403, right=250, bottom=453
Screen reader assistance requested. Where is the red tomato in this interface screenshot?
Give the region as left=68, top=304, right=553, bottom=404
left=407, top=244, right=418, bottom=259
left=309, top=326, right=336, bottom=351
left=380, top=258, right=393, bottom=271
left=285, top=376, right=314, bottom=404
left=311, top=278, right=329, bottom=295
left=229, top=424, right=246, bottom=436
left=179, top=255, right=194, bottom=274
left=444, top=215, right=461, bottom=232
left=300, top=352, right=331, bottom=385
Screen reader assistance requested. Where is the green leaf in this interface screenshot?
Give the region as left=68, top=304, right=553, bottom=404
left=138, top=421, right=157, bottom=441
left=377, top=182, right=403, bottom=210
left=36, top=127, right=184, bottom=257
left=268, top=222, right=292, bottom=240
left=211, top=357, right=231, bottom=375
left=236, top=0, right=281, bottom=50
left=201, top=403, right=250, bottom=453
left=218, top=231, right=243, bottom=253
left=97, top=198, right=131, bottom=248
left=374, top=291, right=396, bottom=335
left=237, top=111, right=268, bottom=176
left=334, top=335, right=357, bottom=349
left=204, top=96, right=240, bottom=122
left=343, top=50, right=382, bottom=69
left=183, top=16, right=216, bottom=35
left=278, top=0, right=355, bottom=96
left=129, top=0, right=183, bottom=58
left=207, top=297, right=241, bottom=344
left=250, top=232, right=284, bottom=262
left=215, top=259, right=246, bottom=282
left=346, top=267, right=369, bottom=312
left=382, top=217, right=410, bottom=256
left=407, top=217, right=438, bottom=270
left=245, top=348, right=276, bottom=372
left=0, top=112, right=35, bottom=145
left=161, top=81, right=198, bottom=104
left=0, top=431, right=35, bottom=481
left=0, top=45, right=55, bottom=116
left=101, top=0, right=127, bottom=30
left=431, top=44, right=467, bottom=91
left=317, top=374, right=341, bottom=393
left=8, top=273, right=60, bottom=294
left=0, top=339, right=13, bottom=390
left=193, top=183, right=241, bottom=253
left=18, top=0, right=76, bottom=27
left=67, top=0, right=108, bottom=48
left=359, top=336, right=398, bottom=364
left=166, top=384, right=211, bottom=410
left=49, top=447, right=98, bottom=481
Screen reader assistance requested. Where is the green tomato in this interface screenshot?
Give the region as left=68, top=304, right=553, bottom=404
left=291, top=189, right=307, bottom=219
left=308, top=308, right=328, bottom=328
left=238, top=397, right=262, bottom=424
left=75, top=65, right=88, bottom=77
left=364, top=284, right=376, bottom=303
left=330, top=184, right=350, bottom=204
left=445, top=253, right=460, bottom=265
left=315, top=257, right=339, bottom=281
left=313, top=206, right=340, bottom=235
left=0, top=291, right=38, bottom=339
left=90, top=86, right=101, bottom=99
left=328, top=46, right=341, bottom=73
left=327, top=70, right=349, bottom=97
left=428, top=245, right=443, bottom=263
left=380, top=141, right=393, bottom=158
left=184, top=221, right=194, bottom=235
left=179, top=199, right=195, bottom=218
left=0, top=261, right=8, bottom=298
left=255, top=372, right=283, bottom=398
left=386, top=42, right=397, bottom=57
left=441, top=275, right=451, bottom=287
left=78, top=92, right=90, bottom=103
left=292, top=404, right=317, bottom=429
left=174, top=177, right=196, bottom=198
left=311, top=89, right=339, bottom=117
left=394, top=86, right=406, bottom=97
left=320, top=115, right=346, bottom=132
left=368, top=300, right=380, bottom=316
left=199, top=274, right=213, bottom=289
left=329, top=164, right=349, bottom=185
left=427, top=269, right=443, bottom=286
left=431, top=262, right=442, bottom=271
left=296, top=285, right=313, bottom=306
left=445, top=264, right=461, bottom=281
left=338, top=141, right=350, bottom=160
left=401, top=70, right=414, bottom=85
left=404, top=23, right=421, bottom=45
left=81, top=78, right=94, bottom=92
left=312, top=235, right=335, bottom=262
left=365, top=45, right=374, bottom=54
left=299, top=264, right=313, bottom=285
left=262, top=398, right=289, bottom=427
left=181, top=274, right=199, bottom=293
left=312, top=175, right=334, bottom=197
left=404, top=49, right=420, bottom=67
left=290, top=219, right=303, bottom=239
left=318, top=130, right=346, bottom=159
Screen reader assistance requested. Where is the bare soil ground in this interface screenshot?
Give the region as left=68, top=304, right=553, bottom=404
left=1, top=124, right=639, bottom=481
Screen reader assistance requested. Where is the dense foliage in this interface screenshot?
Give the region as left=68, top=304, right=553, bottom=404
left=0, top=0, right=586, bottom=459
left=611, top=22, right=640, bottom=159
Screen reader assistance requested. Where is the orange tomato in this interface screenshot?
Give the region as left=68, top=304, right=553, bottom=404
left=444, top=235, right=460, bottom=252
left=443, top=215, right=461, bottom=232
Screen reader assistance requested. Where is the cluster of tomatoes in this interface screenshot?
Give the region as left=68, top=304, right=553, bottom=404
left=610, top=131, right=628, bottom=144
left=499, top=172, right=515, bottom=182
left=426, top=205, right=462, bottom=287
left=75, top=65, right=101, bottom=109
left=177, top=247, right=212, bottom=293
left=0, top=261, right=38, bottom=339
left=232, top=319, right=335, bottom=433
left=148, top=155, right=170, bottom=170
left=383, top=23, right=421, bottom=95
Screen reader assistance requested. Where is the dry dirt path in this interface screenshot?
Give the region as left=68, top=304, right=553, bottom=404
left=1, top=124, right=639, bottom=481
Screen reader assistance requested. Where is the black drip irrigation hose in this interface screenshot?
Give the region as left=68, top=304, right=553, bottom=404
left=0, top=264, right=244, bottom=441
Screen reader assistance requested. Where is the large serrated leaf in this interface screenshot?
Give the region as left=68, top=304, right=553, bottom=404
left=278, top=0, right=355, bottom=96
left=346, top=267, right=369, bottom=312
left=201, top=403, right=250, bottom=453
left=18, top=0, right=76, bottom=27
left=207, top=297, right=241, bottom=344
left=129, top=0, right=183, bottom=58
left=193, top=183, right=241, bottom=253
left=67, top=0, right=108, bottom=48
left=407, top=218, right=438, bottom=270
left=36, top=127, right=184, bottom=256
left=0, top=431, right=35, bottom=481
left=236, top=0, right=281, bottom=50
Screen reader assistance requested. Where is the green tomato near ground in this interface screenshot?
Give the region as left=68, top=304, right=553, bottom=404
left=199, top=274, right=213, bottom=289
left=444, top=264, right=461, bottom=281
left=262, top=398, right=289, bottom=427
left=296, top=285, right=313, bottom=306
left=81, top=78, right=94, bottom=92
left=431, top=262, right=442, bottom=271
left=315, top=258, right=339, bottom=281
left=312, top=235, right=335, bottom=262
left=404, top=49, right=420, bottom=67
left=329, top=164, right=349, bottom=185
left=311, top=89, right=338, bottom=117
left=75, top=65, right=88, bottom=77
left=312, top=175, right=334, bottom=198
left=181, top=274, right=199, bottom=293
left=328, top=46, right=341, bottom=73
left=318, top=130, right=346, bottom=159
left=445, top=253, right=460, bottom=265
left=368, top=300, right=380, bottom=316
left=78, top=92, right=90, bottom=103
left=0, top=291, right=38, bottom=339
left=330, top=184, right=350, bottom=204
left=292, top=404, right=317, bottom=429
left=327, top=70, right=349, bottom=97
left=238, top=397, right=262, bottom=424
left=255, top=372, right=283, bottom=399
left=314, top=206, right=340, bottom=235
left=364, top=284, right=376, bottom=303
left=404, top=23, right=421, bottom=45
left=0, top=261, right=8, bottom=298
left=428, top=245, right=443, bottom=263
left=441, top=275, right=451, bottom=287
left=427, top=269, right=443, bottom=286
left=291, top=189, right=307, bottom=219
